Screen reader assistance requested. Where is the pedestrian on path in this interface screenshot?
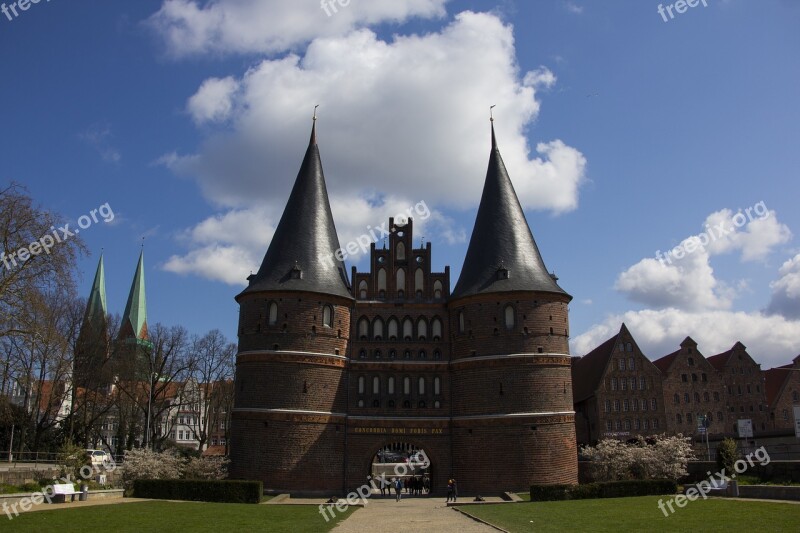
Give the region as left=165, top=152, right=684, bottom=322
left=446, top=479, right=454, bottom=503
left=395, top=478, right=402, bottom=501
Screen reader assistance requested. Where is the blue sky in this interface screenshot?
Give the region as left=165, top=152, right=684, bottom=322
left=2, top=0, right=799, bottom=368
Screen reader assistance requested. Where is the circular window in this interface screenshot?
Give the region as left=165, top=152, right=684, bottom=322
left=416, top=256, right=423, bottom=263
left=377, top=256, right=386, bottom=264
left=397, top=231, right=404, bottom=237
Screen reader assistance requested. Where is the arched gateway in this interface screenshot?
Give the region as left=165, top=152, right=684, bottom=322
left=366, top=443, right=432, bottom=496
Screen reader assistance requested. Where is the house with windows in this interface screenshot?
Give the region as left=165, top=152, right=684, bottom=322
left=707, top=342, right=770, bottom=434
left=653, top=337, right=726, bottom=437
left=572, top=324, right=666, bottom=446
left=765, top=355, right=800, bottom=432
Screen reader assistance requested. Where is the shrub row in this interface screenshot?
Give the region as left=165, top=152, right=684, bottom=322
left=132, top=479, right=262, bottom=504
left=530, top=479, right=678, bottom=501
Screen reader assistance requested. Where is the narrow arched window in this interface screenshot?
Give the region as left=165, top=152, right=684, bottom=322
left=358, top=376, right=365, bottom=394
left=388, top=377, right=395, bottom=394
left=358, top=317, right=369, bottom=340
left=504, top=305, right=515, bottom=329
left=418, top=377, right=425, bottom=395
left=373, top=317, right=384, bottom=340
left=358, top=280, right=368, bottom=299
left=434, top=377, right=441, bottom=395
left=377, top=269, right=387, bottom=291
left=396, top=268, right=406, bottom=294
left=396, top=242, right=405, bottom=260
left=322, top=305, right=333, bottom=327
left=268, top=302, right=278, bottom=325
left=458, top=311, right=465, bottom=333
left=403, top=377, right=411, bottom=395
left=417, top=318, right=427, bottom=339
left=403, top=318, right=413, bottom=340
left=373, top=376, right=380, bottom=394
left=388, top=318, right=399, bottom=340
left=433, top=280, right=443, bottom=299
left=415, top=269, right=424, bottom=294
left=432, top=318, right=442, bottom=340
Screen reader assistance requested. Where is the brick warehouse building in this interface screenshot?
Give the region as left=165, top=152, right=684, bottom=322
left=229, top=118, right=578, bottom=495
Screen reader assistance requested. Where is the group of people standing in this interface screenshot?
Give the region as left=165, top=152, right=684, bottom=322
left=378, top=476, right=431, bottom=501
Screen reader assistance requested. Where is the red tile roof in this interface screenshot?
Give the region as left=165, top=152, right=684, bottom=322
left=764, top=364, right=793, bottom=406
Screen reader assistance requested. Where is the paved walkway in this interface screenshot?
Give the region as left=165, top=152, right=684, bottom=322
left=331, top=497, right=499, bottom=533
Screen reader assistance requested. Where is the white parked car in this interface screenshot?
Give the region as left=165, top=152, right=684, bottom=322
left=85, top=449, right=111, bottom=466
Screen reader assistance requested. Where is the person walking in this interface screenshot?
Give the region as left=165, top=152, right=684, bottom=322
left=395, top=477, right=402, bottom=501
left=446, top=478, right=454, bottom=503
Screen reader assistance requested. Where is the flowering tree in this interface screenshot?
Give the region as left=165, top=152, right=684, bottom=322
left=182, top=456, right=229, bottom=480
left=582, top=434, right=695, bottom=481
left=122, top=448, right=182, bottom=489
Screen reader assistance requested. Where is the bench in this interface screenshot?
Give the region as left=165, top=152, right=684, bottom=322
left=51, top=483, right=80, bottom=503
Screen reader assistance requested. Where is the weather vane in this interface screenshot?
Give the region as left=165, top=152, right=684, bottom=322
left=313, top=104, right=319, bottom=121
left=490, top=104, right=496, bottom=122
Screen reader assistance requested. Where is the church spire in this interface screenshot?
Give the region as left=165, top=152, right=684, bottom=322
left=84, top=254, right=107, bottom=328
left=451, top=117, right=569, bottom=300
left=240, top=112, right=352, bottom=299
left=120, top=249, right=148, bottom=341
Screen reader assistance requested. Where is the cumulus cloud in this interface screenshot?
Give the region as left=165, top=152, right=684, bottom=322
left=571, top=309, right=800, bottom=370
left=158, top=10, right=587, bottom=283
left=187, top=76, right=240, bottom=125
left=615, top=205, right=791, bottom=311
left=767, top=253, right=800, bottom=319
left=148, top=0, right=449, bottom=57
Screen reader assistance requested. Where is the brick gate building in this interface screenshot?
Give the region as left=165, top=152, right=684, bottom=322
left=229, top=118, right=578, bottom=495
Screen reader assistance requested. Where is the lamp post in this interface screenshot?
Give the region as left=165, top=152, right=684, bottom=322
left=7, top=425, right=13, bottom=463
left=145, top=372, right=156, bottom=449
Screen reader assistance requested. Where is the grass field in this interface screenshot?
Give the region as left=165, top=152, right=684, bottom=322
left=2, top=501, right=354, bottom=532
left=463, top=496, right=800, bottom=532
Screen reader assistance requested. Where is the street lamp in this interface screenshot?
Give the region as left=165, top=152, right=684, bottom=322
left=144, top=372, right=157, bottom=449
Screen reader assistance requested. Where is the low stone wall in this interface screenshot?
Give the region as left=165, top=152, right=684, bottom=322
left=738, top=485, right=800, bottom=502
left=0, top=468, right=60, bottom=486
left=0, top=488, right=124, bottom=508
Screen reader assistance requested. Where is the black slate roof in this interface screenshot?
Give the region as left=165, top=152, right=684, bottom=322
left=451, top=124, right=569, bottom=299
left=239, top=122, right=352, bottom=300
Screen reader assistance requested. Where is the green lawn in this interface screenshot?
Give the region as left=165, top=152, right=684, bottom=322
left=2, top=500, right=354, bottom=532
left=463, top=496, right=800, bottom=532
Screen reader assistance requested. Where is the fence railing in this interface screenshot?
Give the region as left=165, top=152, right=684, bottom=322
left=0, top=451, right=125, bottom=468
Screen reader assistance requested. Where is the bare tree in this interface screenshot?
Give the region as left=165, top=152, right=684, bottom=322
left=0, top=182, right=86, bottom=340
left=186, top=330, right=236, bottom=451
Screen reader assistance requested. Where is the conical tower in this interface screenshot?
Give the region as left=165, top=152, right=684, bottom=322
left=75, top=255, right=110, bottom=388
left=448, top=119, right=578, bottom=491
left=230, top=116, right=351, bottom=494
left=119, top=249, right=148, bottom=342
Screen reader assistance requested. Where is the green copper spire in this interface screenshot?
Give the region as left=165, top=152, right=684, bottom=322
left=121, top=249, right=148, bottom=341
left=84, top=254, right=108, bottom=328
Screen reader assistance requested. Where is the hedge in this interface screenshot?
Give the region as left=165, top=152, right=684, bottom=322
left=530, top=479, right=677, bottom=501
left=132, top=479, right=263, bottom=503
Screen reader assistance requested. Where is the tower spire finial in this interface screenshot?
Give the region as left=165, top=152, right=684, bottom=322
left=490, top=104, right=497, bottom=148
left=310, top=105, right=319, bottom=146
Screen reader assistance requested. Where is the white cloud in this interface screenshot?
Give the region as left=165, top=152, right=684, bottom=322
left=615, top=205, right=790, bottom=311
left=187, top=76, right=240, bottom=125
left=148, top=0, right=449, bottom=57
left=159, top=11, right=587, bottom=283
left=79, top=124, right=121, bottom=163
left=767, top=253, right=800, bottom=319
left=571, top=309, right=800, bottom=370
left=564, top=2, right=584, bottom=15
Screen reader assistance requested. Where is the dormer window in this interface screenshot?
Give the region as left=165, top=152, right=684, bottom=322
left=290, top=263, right=302, bottom=279
left=496, top=265, right=509, bottom=280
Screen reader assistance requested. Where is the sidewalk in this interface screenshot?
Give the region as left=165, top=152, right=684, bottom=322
left=331, top=496, right=500, bottom=532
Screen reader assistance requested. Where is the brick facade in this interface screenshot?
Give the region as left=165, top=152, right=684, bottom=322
left=230, top=215, right=579, bottom=495
left=655, top=337, right=727, bottom=437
